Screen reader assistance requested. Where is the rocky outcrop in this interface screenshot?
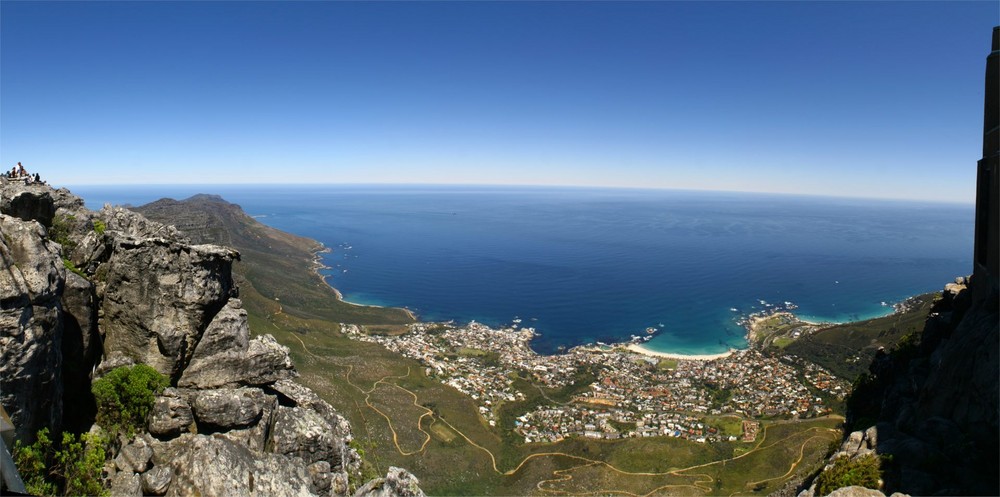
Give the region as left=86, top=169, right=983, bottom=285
left=804, top=276, right=999, bottom=497
left=0, top=211, right=65, bottom=443
left=270, top=379, right=354, bottom=445
left=60, top=270, right=102, bottom=432
left=148, top=388, right=195, bottom=438
left=100, top=236, right=238, bottom=380
left=192, top=387, right=269, bottom=430
left=178, top=299, right=296, bottom=389
left=1, top=182, right=421, bottom=497
left=269, top=406, right=344, bottom=468
left=0, top=188, right=56, bottom=227
left=353, top=467, right=425, bottom=497
left=149, top=434, right=316, bottom=497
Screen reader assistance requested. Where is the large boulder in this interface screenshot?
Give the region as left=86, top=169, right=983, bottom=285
left=151, top=434, right=315, bottom=497
left=271, top=379, right=354, bottom=443
left=192, top=387, right=270, bottom=430
left=148, top=388, right=195, bottom=439
left=100, top=234, right=238, bottom=380
left=352, top=467, right=425, bottom=497
left=0, top=187, right=56, bottom=227
left=0, top=214, right=65, bottom=442
left=115, top=437, right=153, bottom=473
left=98, top=205, right=189, bottom=243
left=267, top=406, right=341, bottom=468
left=110, top=470, right=143, bottom=497
left=178, top=299, right=295, bottom=389
left=141, top=465, right=173, bottom=496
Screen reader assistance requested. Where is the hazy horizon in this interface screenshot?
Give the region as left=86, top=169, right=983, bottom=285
left=3, top=1, right=996, bottom=203
left=67, top=181, right=977, bottom=206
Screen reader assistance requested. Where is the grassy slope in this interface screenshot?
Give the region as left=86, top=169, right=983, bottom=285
left=135, top=195, right=413, bottom=324
left=782, top=293, right=938, bottom=381
left=135, top=194, right=842, bottom=495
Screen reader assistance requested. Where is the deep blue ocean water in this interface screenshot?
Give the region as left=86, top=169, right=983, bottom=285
left=74, top=185, right=974, bottom=355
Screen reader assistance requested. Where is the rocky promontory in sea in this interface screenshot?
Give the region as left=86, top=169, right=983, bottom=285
left=0, top=180, right=424, bottom=497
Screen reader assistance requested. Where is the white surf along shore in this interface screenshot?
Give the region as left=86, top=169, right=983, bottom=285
left=624, top=343, right=735, bottom=361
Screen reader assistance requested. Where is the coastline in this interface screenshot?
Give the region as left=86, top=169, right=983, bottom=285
left=309, top=243, right=419, bottom=320
left=625, top=343, right=735, bottom=361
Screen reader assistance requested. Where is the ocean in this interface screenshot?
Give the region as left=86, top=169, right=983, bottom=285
left=74, top=185, right=974, bottom=356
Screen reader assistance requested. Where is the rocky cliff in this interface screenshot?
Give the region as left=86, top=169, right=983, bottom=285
left=797, top=26, right=999, bottom=497
left=0, top=181, right=423, bottom=497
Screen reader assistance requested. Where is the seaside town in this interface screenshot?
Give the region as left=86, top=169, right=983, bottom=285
left=342, top=310, right=849, bottom=444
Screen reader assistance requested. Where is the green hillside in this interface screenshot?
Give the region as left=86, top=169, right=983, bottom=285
left=134, top=195, right=844, bottom=495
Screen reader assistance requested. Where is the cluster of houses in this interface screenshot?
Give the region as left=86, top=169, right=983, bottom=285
left=343, top=320, right=849, bottom=444
left=515, top=406, right=732, bottom=444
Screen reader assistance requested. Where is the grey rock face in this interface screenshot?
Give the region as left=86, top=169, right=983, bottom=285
left=268, top=406, right=340, bottom=468
left=0, top=188, right=56, bottom=227
left=98, top=205, right=189, bottom=243
left=115, top=438, right=153, bottom=473
left=153, top=434, right=314, bottom=497
left=60, top=270, right=102, bottom=431
left=141, top=465, right=173, bottom=496
left=307, top=461, right=332, bottom=495
left=179, top=299, right=295, bottom=389
left=825, top=487, right=887, bottom=497
left=0, top=214, right=65, bottom=442
left=0, top=215, right=64, bottom=304
left=110, top=470, right=142, bottom=497
left=61, top=271, right=100, bottom=362
left=271, top=379, right=354, bottom=443
left=352, top=467, right=425, bottom=497
left=100, top=235, right=238, bottom=379
left=148, top=388, right=194, bottom=439
left=192, top=387, right=269, bottom=429
left=269, top=379, right=359, bottom=473
left=48, top=187, right=86, bottom=214
left=2, top=183, right=424, bottom=497
left=216, top=392, right=277, bottom=452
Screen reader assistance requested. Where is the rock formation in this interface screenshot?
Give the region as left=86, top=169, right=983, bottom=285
left=0, top=181, right=423, bottom=496
left=0, top=207, right=66, bottom=442
left=800, top=27, right=1000, bottom=497
left=807, top=277, right=999, bottom=497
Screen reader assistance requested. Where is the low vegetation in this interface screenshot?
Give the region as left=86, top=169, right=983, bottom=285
left=91, top=364, right=169, bottom=437
left=62, top=258, right=85, bottom=278
left=132, top=194, right=847, bottom=494
left=781, top=293, right=937, bottom=381
left=813, top=454, right=882, bottom=495
left=48, top=214, right=78, bottom=253
left=13, top=428, right=109, bottom=497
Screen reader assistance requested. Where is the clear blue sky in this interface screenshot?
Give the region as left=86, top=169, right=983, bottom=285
left=1, top=1, right=996, bottom=202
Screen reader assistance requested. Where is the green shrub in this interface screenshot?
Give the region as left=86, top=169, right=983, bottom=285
left=814, top=454, right=882, bottom=495
left=12, top=428, right=109, bottom=496
left=91, top=364, right=169, bottom=437
left=49, top=214, right=77, bottom=253
left=63, top=258, right=86, bottom=278
left=56, top=431, right=108, bottom=496
left=92, top=219, right=106, bottom=235
left=13, top=428, right=58, bottom=496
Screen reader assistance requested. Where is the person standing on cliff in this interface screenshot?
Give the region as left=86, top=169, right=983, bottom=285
left=16, top=162, right=26, bottom=177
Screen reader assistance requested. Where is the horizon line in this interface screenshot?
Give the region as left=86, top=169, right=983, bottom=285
left=62, top=181, right=976, bottom=207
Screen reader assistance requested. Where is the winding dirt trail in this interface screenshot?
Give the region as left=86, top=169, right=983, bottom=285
left=285, top=331, right=835, bottom=496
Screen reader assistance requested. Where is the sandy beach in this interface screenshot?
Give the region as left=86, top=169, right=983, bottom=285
left=625, top=343, right=734, bottom=361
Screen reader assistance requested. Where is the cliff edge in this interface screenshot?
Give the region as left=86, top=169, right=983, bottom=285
left=0, top=180, right=424, bottom=497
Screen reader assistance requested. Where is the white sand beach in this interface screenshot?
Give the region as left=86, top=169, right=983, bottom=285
left=625, top=343, right=734, bottom=361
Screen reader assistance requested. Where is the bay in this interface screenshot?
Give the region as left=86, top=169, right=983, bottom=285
left=74, top=184, right=974, bottom=355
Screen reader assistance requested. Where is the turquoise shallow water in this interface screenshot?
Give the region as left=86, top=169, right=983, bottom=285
left=75, top=185, right=975, bottom=355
